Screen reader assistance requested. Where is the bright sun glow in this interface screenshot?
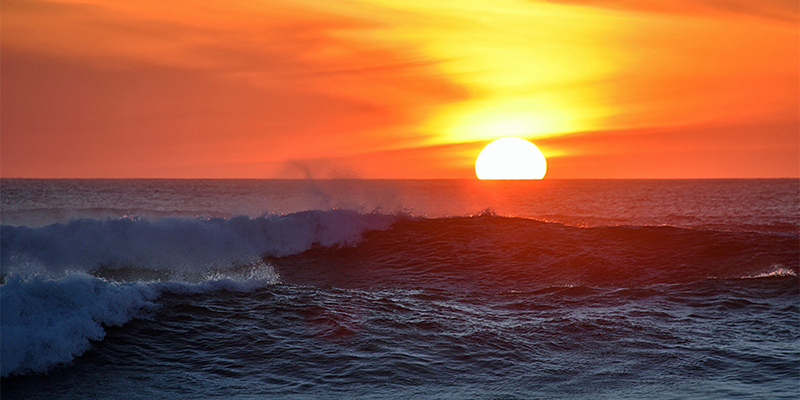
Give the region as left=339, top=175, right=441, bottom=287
left=475, top=137, right=547, bottom=180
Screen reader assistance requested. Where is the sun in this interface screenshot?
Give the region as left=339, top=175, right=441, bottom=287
left=475, top=137, right=547, bottom=180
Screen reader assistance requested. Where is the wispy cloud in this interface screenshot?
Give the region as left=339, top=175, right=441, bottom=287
left=540, top=0, right=799, bottom=23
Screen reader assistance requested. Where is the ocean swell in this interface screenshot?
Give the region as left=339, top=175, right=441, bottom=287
left=269, top=215, right=800, bottom=290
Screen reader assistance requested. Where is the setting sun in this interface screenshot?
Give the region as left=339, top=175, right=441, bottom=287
left=475, top=137, right=547, bottom=180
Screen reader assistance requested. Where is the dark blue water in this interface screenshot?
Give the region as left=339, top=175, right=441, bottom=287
left=1, top=179, right=798, bottom=399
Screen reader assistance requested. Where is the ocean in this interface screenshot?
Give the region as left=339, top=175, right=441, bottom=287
left=1, top=179, right=798, bottom=399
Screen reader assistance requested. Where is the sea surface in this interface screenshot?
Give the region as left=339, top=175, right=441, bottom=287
left=1, top=179, right=798, bottom=399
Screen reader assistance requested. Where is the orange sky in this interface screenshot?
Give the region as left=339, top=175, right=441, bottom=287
left=1, top=0, right=798, bottom=178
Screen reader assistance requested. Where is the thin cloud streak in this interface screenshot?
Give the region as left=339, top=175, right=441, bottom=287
left=540, top=0, right=799, bottom=23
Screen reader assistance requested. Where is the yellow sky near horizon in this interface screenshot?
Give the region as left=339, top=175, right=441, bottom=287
left=1, top=0, right=798, bottom=178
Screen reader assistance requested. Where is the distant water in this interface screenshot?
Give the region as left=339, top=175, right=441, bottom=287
left=1, top=179, right=798, bottom=399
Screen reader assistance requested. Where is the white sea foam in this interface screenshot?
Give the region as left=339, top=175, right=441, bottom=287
left=1, top=273, right=158, bottom=377
left=0, top=261, right=282, bottom=377
left=1, top=209, right=397, bottom=275
left=0, top=210, right=394, bottom=377
left=748, top=267, right=797, bottom=279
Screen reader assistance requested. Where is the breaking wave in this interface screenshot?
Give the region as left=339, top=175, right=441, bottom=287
left=1, top=209, right=397, bottom=276
left=1, top=211, right=797, bottom=378
left=0, top=209, right=396, bottom=377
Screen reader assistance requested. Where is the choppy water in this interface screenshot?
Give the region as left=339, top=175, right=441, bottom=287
left=1, top=179, right=798, bottom=399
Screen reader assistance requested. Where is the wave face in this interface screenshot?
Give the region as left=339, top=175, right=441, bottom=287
left=270, top=215, right=799, bottom=291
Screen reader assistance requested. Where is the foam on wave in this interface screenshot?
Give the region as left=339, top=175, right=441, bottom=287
left=1, top=209, right=397, bottom=276
left=0, top=209, right=396, bottom=377
left=747, top=267, right=797, bottom=279
left=1, top=273, right=157, bottom=377
left=1, top=262, right=282, bottom=377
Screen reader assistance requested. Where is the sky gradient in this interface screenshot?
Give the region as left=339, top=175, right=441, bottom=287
left=2, top=0, right=798, bottom=178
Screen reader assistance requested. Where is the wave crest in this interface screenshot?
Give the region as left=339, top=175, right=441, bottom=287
left=1, top=210, right=397, bottom=276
